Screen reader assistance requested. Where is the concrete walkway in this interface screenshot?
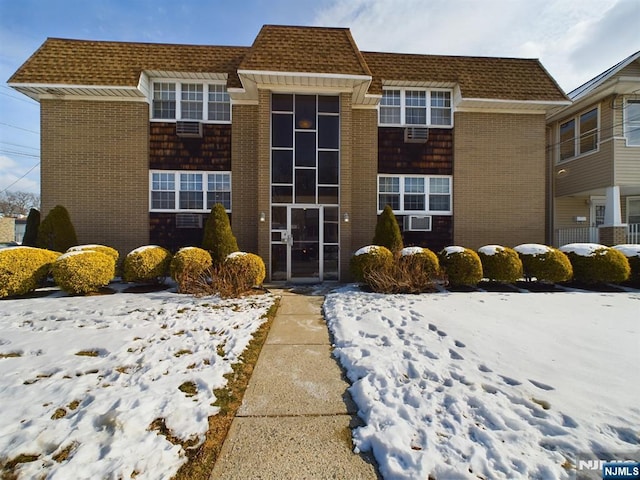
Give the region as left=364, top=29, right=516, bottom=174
left=210, top=288, right=379, bottom=479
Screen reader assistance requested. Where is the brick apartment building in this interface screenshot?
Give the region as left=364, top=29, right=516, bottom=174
left=8, top=25, right=568, bottom=281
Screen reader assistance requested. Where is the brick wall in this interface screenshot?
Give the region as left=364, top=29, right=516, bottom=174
left=349, top=106, right=379, bottom=277
left=0, top=217, right=15, bottom=242
left=40, top=99, right=149, bottom=255
left=453, top=112, right=546, bottom=248
left=231, top=102, right=259, bottom=255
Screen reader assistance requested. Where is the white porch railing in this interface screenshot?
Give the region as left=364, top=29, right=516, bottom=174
left=628, top=223, right=640, bottom=244
left=556, top=227, right=599, bottom=246
left=555, top=224, right=640, bottom=246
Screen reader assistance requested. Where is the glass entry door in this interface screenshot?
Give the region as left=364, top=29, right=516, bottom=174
left=289, top=207, right=320, bottom=281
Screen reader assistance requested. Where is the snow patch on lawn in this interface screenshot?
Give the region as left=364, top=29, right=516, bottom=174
left=325, top=288, right=640, bottom=480
left=0, top=289, right=275, bottom=479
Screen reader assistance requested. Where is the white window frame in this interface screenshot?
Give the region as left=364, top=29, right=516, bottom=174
left=627, top=197, right=640, bottom=224
left=379, top=88, right=453, bottom=128
left=150, top=80, right=231, bottom=123
left=150, top=170, right=231, bottom=213
left=557, top=106, right=599, bottom=163
left=624, top=98, right=640, bottom=147
left=377, top=174, right=452, bottom=215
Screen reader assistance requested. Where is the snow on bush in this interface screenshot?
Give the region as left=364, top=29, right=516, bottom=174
left=170, top=247, right=212, bottom=291
left=123, top=245, right=172, bottom=284
left=613, top=244, right=640, bottom=282
left=477, top=245, right=523, bottom=283
left=350, top=246, right=394, bottom=283
left=224, top=252, right=266, bottom=286
left=560, top=243, right=630, bottom=283
left=438, top=246, right=482, bottom=287
left=514, top=244, right=573, bottom=283
left=52, top=250, right=116, bottom=295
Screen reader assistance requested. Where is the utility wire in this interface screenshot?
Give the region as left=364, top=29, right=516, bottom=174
left=0, top=121, right=39, bottom=134
left=0, top=149, right=40, bottom=159
left=0, top=91, right=38, bottom=106
left=0, top=162, right=40, bottom=194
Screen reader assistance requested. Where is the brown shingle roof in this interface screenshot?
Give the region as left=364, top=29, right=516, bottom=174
left=238, top=25, right=371, bottom=77
left=8, top=28, right=567, bottom=103
left=363, top=51, right=568, bottom=101
left=8, top=38, right=248, bottom=88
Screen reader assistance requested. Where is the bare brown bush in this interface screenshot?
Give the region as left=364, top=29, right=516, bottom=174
left=176, top=262, right=257, bottom=298
left=363, top=257, right=440, bottom=294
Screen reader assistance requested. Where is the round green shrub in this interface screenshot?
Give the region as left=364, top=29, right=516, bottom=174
left=477, top=245, right=523, bottom=283
left=349, top=245, right=394, bottom=283
left=438, top=246, right=483, bottom=287
left=123, top=245, right=172, bottom=284
left=224, top=252, right=266, bottom=286
left=67, top=244, right=119, bottom=265
left=52, top=250, right=115, bottom=294
left=170, top=247, right=213, bottom=282
left=399, top=246, right=440, bottom=278
left=612, top=244, right=640, bottom=282
left=559, top=243, right=630, bottom=284
left=514, top=244, right=573, bottom=283
left=0, top=246, right=60, bottom=297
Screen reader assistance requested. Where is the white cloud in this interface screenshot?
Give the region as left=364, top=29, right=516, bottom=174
left=313, top=0, right=639, bottom=92
left=0, top=155, right=40, bottom=194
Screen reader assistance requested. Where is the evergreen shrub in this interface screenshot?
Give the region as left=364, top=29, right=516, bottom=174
left=36, top=205, right=78, bottom=252
left=0, top=246, right=59, bottom=297
left=372, top=205, right=403, bottom=254
left=514, top=244, right=573, bottom=283
left=123, top=246, right=172, bottom=283
left=52, top=250, right=115, bottom=294
left=477, top=245, right=523, bottom=283
left=438, top=246, right=483, bottom=287
left=22, top=208, right=40, bottom=247
left=399, top=246, right=440, bottom=278
left=202, top=203, right=239, bottom=265
left=67, top=244, right=119, bottom=264
left=349, top=245, right=394, bottom=283
left=560, top=243, right=630, bottom=284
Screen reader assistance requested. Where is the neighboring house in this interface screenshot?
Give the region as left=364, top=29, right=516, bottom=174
left=547, top=50, right=640, bottom=247
left=8, top=25, right=568, bottom=282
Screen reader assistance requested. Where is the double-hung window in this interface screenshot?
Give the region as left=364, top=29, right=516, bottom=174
left=150, top=171, right=231, bottom=212
left=625, top=99, right=640, bottom=146
left=379, top=88, right=452, bottom=127
left=151, top=82, right=231, bottom=122
left=559, top=107, right=598, bottom=161
left=378, top=175, right=452, bottom=214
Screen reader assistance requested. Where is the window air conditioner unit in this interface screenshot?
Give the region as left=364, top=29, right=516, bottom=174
left=404, top=215, right=432, bottom=231
left=404, top=127, right=429, bottom=143
left=176, top=121, right=203, bottom=138
left=176, top=213, right=203, bottom=229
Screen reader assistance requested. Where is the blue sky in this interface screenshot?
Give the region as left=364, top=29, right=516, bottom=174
left=1, top=0, right=639, bottom=196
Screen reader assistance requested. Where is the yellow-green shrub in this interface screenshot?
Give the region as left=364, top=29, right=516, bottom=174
left=123, top=245, right=172, bottom=283
left=560, top=243, right=630, bottom=284
left=438, top=246, right=483, bottom=287
left=349, top=245, right=394, bottom=283
left=514, top=244, right=573, bottom=283
left=67, top=244, right=119, bottom=264
left=612, top=244, right=640, bottom=282
left=170, top=247, right=213, bottom=289
left=477, top=245, right=523, bottom=283
left=224, top=252, right=266, bottom=286
left=399, top=247, right=440, bottom=278
left=0, top=246, right=60, bottom=297
left=52, top=250, right=115, bottom=294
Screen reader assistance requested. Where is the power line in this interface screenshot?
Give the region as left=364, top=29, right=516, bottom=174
left=0, top=149, right=40, bottom=159
left=0, top=162, right=40, bottom=194
left=0, top=121, right=39, bottom=135
left=0, top=141, right=39, bottom=151
left=0, top=91, right=38, bottom=106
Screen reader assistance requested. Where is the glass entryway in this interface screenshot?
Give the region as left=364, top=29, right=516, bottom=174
left=270, top=93, right=340, bottom=282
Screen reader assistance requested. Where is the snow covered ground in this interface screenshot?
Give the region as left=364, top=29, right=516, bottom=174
left=325, top=288, right=640, bottom=480
left=0, top=285, right=275, bottom=479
